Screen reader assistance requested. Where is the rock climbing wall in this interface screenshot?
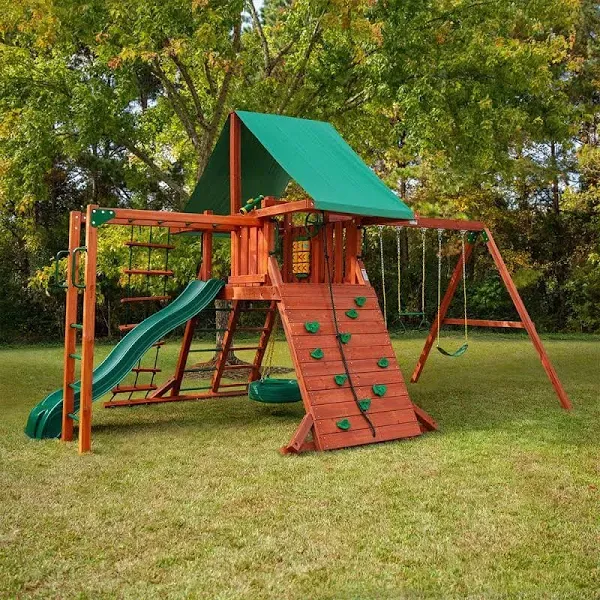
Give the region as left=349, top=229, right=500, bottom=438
left=276, top=283, right=423, bottom=451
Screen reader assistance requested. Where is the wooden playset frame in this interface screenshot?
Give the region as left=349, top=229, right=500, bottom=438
left=54, top=113, right=571, bottom=455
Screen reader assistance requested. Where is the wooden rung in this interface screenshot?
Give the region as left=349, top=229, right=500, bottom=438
left=119, top=324, right=138, bottom=332
left=224, top=364, right=254, bottom=370
left=228, top=346, right=261, bottom=351
left=152, top=340, right=166, bottom=348
left=236, top=327, right=268, bottom=332
left=131, top=367, right=161, bottom=373
left=123, top=269, right=174, bottom=277
left=443, top=318, right=525, bottom=329
left=124, top=241, right=175, bottom=250
left=120, top=295, right=171, bottom=304
left=111, top=384, right=158, bottom=393
left=217, top=383, right=249, bottom=389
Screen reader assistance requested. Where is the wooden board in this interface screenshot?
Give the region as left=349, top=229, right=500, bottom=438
left=276, top=281, right=422, bottom=452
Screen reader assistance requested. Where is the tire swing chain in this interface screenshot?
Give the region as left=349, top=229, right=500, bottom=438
left=322, top=213, right=376, bottom=438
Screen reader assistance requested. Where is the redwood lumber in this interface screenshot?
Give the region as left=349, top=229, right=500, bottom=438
left=281, top=414, right=315, bottom=454
left=123, top=269, right=174, bottom=277
left=253, top=198, right=315, bottom=218
left=443, top=318, right=525, bottom=329
left=120, top=295, right=171, bottom=304
left=79, top=205, right=98, bottom=454
left=61, top=210, right=83, bottom=442
left=485, top=229, right=572, bottom=410
left=124, top=241, right=175, bottom=250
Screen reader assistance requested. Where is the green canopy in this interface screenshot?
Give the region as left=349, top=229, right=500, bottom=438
left=185, top=111, right=414, bottom=220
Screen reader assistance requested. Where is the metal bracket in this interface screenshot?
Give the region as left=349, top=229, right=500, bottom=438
left=90, top=208, right=116, bottom=228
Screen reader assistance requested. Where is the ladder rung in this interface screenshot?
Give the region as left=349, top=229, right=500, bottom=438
left=189, top=347, right=220, bottom=353
left=229, top=346, right=261, bottom=351
left=183, top=367, right=213, bottom=373
left=218, top=383, right=249, bottom=389
left=120, top=295, right=171, bottom=304
left=70, top=323, right=83, bottom=330
left=119, top=324, right=138, bottom=332
left=131, top=367, right=161, bottom=373
left=123, top=269, right=174, bottom=277
left=111, top=384, right=158, bottom=394
left=69, top=383, right=80, bottom=390
left=237, top=327, right=268, bottom=332
left=195, top=328, right=228, bottom=333
left=242, top=307, right=275, bottom=312
left=67, top=412, right=79, bottom=422
left=180, top=385, right=212, bottom=392
left=152, top=340, right=166, bottom=348
left=124, top=241, right=175, bottom=250
left=224, top=364, right=254, bottom=370
left=69, top=353, right=81, bottom=360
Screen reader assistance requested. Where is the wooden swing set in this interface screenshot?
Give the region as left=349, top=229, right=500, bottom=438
left=26, top=111, right=571, bottom=455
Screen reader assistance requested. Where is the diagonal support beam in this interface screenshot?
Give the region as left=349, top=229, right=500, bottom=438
left=484, top=229, right=572, bottom=410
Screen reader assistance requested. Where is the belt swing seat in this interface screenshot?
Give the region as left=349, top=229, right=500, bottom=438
left=436, top=228, right=469, bottom=358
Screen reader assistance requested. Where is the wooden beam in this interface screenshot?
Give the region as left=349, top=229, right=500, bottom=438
left=211, top=300, right=242, bottom=392
left=97, top=207, right=260, bottom=229
left=485, top=229, right=572, bottom=410
left=228, top=274, right=267, bottom=285
left=79, top=205, right=98, bottom=454
left=220, top=285, right=280, bottom=301
left=253, top=198, right=315, bottom=218
left=281, top=414, right=315, bottom=454
left=361, top=216, right=486, bottom=231
left=230, top=113, right=242, bottom=276
left=199, top=210, right=213, bottom=281
left=443, top=318, right=525, bottom=329
left=104, top=389, right=246, bottom=408
left=61, top=211, right=83, bottom=442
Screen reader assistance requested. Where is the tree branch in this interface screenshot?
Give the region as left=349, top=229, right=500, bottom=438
left=278, top=16, right=324, bottom=114
left=151, top=58, right=202, bottom=152
left=121, top=140, right=188, bottom=199
left=246, top=0, right=272, bottom=74
left=168, top=52, right=211, bottom=131
left=196, top=15, right=243, bottom=178
left=204, top=58, right=217, bottom=96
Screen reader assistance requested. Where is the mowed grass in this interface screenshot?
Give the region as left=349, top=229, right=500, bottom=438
left=1, top=334, right=599, bottom=599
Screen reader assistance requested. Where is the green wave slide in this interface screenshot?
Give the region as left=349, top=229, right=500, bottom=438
left=25, top=278, right=225, bottom=440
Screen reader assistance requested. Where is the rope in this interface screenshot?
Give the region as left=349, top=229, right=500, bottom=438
left=378, top=225, right=387, bottom=328
left=323, top=216, right=376, bottom=437
left=421, top=228, right=427, bottom=315
left=262, top=313, right=279, bottom=381
left=436, top=228, right=443, bottom=349
left=460, top=230, right=468, bottom=342
left=396, top=226, right=402, bottom=317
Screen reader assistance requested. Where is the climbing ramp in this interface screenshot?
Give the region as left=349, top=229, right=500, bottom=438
left=275, top=283, right=437, bottom=453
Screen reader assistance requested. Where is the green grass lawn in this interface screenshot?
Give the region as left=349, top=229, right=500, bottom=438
left=1, top=333, right=599, bottom=599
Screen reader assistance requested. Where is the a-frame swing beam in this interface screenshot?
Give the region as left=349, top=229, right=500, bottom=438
left=410, top=229, right=572, bottom=411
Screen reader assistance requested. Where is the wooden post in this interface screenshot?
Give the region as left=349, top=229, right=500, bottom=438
left=485, top=229, right=572, bottom=410
left=411, top=240, right=475, bottom=383
left=230, top=112, right=242, bottom=276
left=200, top=210, right=213, bottom=281
left=79, top=204, right=98, bottom=454
left=61, top=211, right=83, bottom=442
left=170, top=210, right=214, bottom=397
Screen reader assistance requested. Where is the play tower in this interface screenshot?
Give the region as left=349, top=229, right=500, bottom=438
left=25, top=112, right=571, bottom=454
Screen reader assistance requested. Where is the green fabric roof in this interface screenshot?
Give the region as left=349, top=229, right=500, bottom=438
left=184, top=111, right=414, bottom=220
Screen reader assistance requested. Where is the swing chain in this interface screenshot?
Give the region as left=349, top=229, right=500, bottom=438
left=460, top=230, right=468, bottom=342
left=421, top=228, right=427, bottom=316
left=378, top=225, right=387, bottom=328
left=396, top=226, right=402, bottom=316
left=436, top=229, right=444, bottom=348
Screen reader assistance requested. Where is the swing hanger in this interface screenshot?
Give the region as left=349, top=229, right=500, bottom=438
left=436, top=228, right=469, bottom=358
